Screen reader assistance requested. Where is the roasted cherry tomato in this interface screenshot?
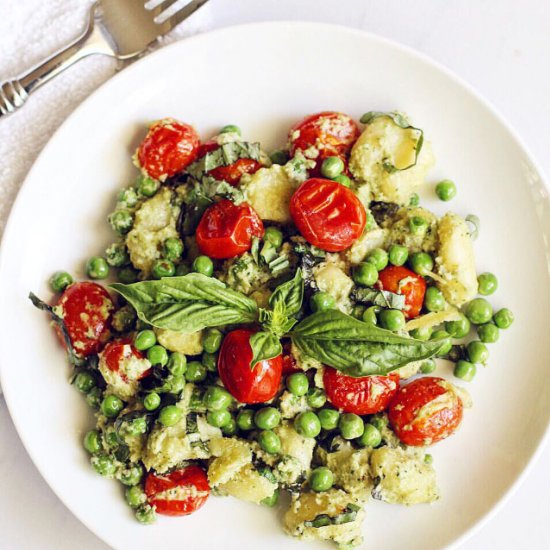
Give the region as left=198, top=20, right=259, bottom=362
left=195, top=199, right=264, bottom=259
left=289, top=111, right=360, bottom=157
left=282, top=341, right=301, bottom=375
left=218, top=329, right=283, bottom=404
left=388, top=377, right=464, bottom=446
left=56, top=282, right=113, bottom=357
left=136, top=118, right=200, bottom=180
left=99, top=339, right=151, bottom=390
left=377, top=265, right=427, bottom=319
left=145, top=465, right=210, bottom=516
left=290, top=178, right=366, bottom=252
left=323, top=367, right=400, bottom=415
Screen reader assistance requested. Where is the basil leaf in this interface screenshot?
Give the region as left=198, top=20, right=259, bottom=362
left=110, top=274, right=258, bottom=333
left=249, top=331, right=283, bottom=369
left=351, top=287, right=406, bottom=310
left=291, top=310, right=448, bottom=377
left=269, top=269, right=304, bottom=317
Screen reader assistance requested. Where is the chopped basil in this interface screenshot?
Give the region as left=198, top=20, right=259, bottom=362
left=351, top=287, right=406, bottom=310
left=304, top=503, right=361, bottom=528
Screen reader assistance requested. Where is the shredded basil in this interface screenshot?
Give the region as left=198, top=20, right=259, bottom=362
left=351, top=287, right=406, bottom=310
left=304, top=503, right=361, bottom=528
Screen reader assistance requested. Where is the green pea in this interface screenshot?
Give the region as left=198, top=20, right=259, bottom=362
left=83, top=430, right=102, bottom=454
left=254, top=407, right=281, bottom=430
left=221, top=417, right=238, bottom=436
left=261, top=488, right=280, bottom=507
left=86, top=256, right=109, bottom=280
left=366, top=248, right=389, bottom=271
left=124, top=417, right=148, bottom=437
left=147, top=345, right=168, bottom=367
left=220, top=124, right=241, bottom=135
left=435, top=179, right=457, bottom=201
left=204, top=386, right=233, bottom=411
left=105, top=432, right=119, bottom=448
left=424, top=286, right=445, bottom=312
left=445, top=315, right=471, bottom=338
left=193, top=255, right=214, bottom=277
left=493, top=308, right=514, bottom=329
left=203, top=329, right=223, bottom=354
left=379, top=309, right=405, bottom=331
left=163, top=238, right=184, bottom=262
left=370, top=415, right=388, bottom=432
left=158, top=405, right=183, bottom=427
left=270, top=149, right=289, bottom=165
left=105, top=243, right=129, bottom=267
left=353, top=262, right=379, bottom=287
left=258, top=430, right=282, bottom=454
left=135, top=504, right=156, bottom=524
left=306, top=388, right=327, bottom=409
left=409, top=216, right=428, bottom=236
left=465, top=298, right=493, bottom=325
left=467, top=340, right=489, bottom=365
left=357, top=423, right=382, bottom=448
left=477, top=323, right=499, bottom=343
left=237, top=409, right=255, bottom=431
left=74, top=372, right=95, bottom=394
left=321, top=156, right=345, bottom=179
left=163, top=375, right=185, bottom=395
left=207, top=409, right=231, bottom=428
left=362, top=305, right=380, bottom=325
left=86, top=387, right=102, bottom=409
left=118, top=187, right=139, bottom=208
left=152, top=259, right=175, bottom=279
left=409, top=193, right=420, bottom=206
left=454, top=360, right=476, bottom=382
left=143, top=392, right=161, bottom=411
left=264, top=226, right=283, bottom=248
left=431, top=330, right=453, bottom=356
left=117, top=267, right=139, bottom=284
left=120, top=464, right=143, bottom=486
left=125, top=486, right=146, bottom=508
left=167, top=352, right=187, bottom=377
left=134, top=329, right=156, bottom=351
left=286, top=373, right=309, bottom=396
left=91, top=454, right=116, bottom=477
left=477, top=272, right=498, bottom=296
left=309, top=467, right=334, bottom=492
left=101, top=395, right=123, bottom=418
left=109, top=209, right=134, bottom=234
left=388, top=244, right=408, bottom=267
left=333, top=174, right=352, bottom=187
left=318, top=408, right=340, bottom=430
left=185, top=361, right=207, bottom=382
left=49, top=271, right=73, bottom=293
left=136, top=175, right=159, bottom=197
left=202, top=352, right=218, bottom=372
left=409, top=252, right=434, bottom=276
left=410, top=326, right=433, bottom=341
left=310, top=292, right=336, bottom=312
left=294, top=411, right=321, bottom=438
left=339, top=413, right=364, bottom=440
left=419, top=358, right=437, bottom=374
left=176, top=263, right=191, bottom=276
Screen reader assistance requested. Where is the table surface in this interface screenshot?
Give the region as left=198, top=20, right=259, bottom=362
left=0, top=0, right=548, bottom=548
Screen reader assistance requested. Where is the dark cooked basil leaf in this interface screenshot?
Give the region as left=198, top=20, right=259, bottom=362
left=249, top=331, right=283, bottom=369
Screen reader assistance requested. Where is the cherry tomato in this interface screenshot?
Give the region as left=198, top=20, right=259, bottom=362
left=282, top=341, right=301, bottom=375
left=289, top=178, right=366, bottom=252
left=388, top=377, right=464, bottom=446
left=145, top=465, right=210, bottom=516
left=195, top=199, right=264, bottom=259
left=289, top=111, right=360, bottom=157
left=136, top=118, right=200, bottom=180
left=56, top=282, right=113, bottom=357
left=100, top=339, right=151, bottom=382
left=218, top=329, right=283, bottom=404
left=377, top=265, right=427, bottom=319
left=323, top=367, right=400, bottom=415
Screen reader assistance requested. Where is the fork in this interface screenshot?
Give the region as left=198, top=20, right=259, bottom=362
left=0, top=0, right=210, bottom=118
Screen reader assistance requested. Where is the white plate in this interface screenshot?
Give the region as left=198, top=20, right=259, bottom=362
left=1, top=22, right=549, bottom=550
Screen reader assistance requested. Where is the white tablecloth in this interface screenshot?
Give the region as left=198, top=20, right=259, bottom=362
left=0, top=0, right=549, bottom=548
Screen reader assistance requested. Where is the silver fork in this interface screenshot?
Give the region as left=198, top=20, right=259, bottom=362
left=0, top=0, right=210, bottom=118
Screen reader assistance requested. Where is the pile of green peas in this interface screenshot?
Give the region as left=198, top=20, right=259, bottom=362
left=320, top=156, right=352, bottom=188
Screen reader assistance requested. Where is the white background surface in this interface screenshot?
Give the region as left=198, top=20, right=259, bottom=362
left=0, top=1, right=548, bottom=549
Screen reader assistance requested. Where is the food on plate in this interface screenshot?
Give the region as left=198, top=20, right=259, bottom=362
left=31, top=111, right=512, bottom=548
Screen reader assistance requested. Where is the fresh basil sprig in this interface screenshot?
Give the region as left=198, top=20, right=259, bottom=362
left=249, top=331, right=283, bottom=370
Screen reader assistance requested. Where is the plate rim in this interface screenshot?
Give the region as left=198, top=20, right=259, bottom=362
left=0, top=20, right=549, bottom=550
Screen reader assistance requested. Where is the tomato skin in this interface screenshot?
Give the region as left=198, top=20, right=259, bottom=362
left=323, top=367, right=400, bottom=415
left=101, top=339, right=150, bottom=380
left=195, top=199, right=264, bottom=259
left=136, top=118, right=200, bottom=180
left=378, top=265, right=427, bottom=319
left=145, top=465, right=210, bottom=516
left=282, top=342, right=301, bottom=375
left=388, top=377, right=464, bottom=446
left=218, top=329, right=283, bottom=404
left=289, top=111, right=360, bottom=157
left=56, top=282, right=113, bottom=357
left=289, top=178, right=366, bottom=252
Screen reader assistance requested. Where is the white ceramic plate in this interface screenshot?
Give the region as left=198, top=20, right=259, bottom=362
left=1, top=22, right=549, bottom=550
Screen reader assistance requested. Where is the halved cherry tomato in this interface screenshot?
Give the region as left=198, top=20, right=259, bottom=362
left=377, top=265, right=426, bottom=319
left=56, top=282, right=113, bottom=357
left=323, top=367, right=400, bottom=415
left=145, top=465, right=210, bottom=516
left=195, top=199, right=264, bottom=259
left=289, top=178, right=366, bottom=252
left=289, top=111, right=360, bottom=157
left=218, top=329, right=283, bottom=404
left=136, top=118, right=200, bottom=180
left=282, top=341, right=301, bottom=375
left=388, top=377, right=464, bottom=446
left=100, top=339, right=151, bottom=381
